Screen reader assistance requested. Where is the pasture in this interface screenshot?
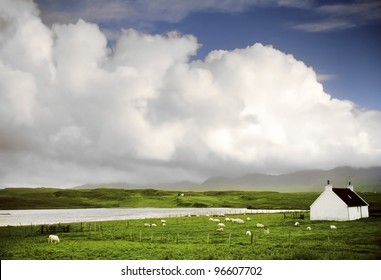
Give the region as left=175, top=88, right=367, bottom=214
left=0, top=188, right=322, bottom=210
left=1, top=212, right=380, bottom=260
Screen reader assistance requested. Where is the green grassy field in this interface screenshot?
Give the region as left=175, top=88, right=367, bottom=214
left=1, top=212, right=380, bottom=260
left=1, top=188, right=380, bottom=260
left=0, top=187, right=321, bottom=209
left=2, top=187, right=381, bottom=211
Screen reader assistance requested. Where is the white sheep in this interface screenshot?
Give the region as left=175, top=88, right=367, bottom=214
left=225, top=217, right=231, bottom=221
left=216, top=227, right=224, bottom=232
left=160, top=219, right=166, bottom=223
left=48, top=234, right=60, bottom=243
left=245, top=230, right=252, bottom=236
left=256, top=223, right=265, bottom=228
left=263, top=227, right=270, bottom=235
left=306, top=226, right=312, bottom=231
left=217, top=223, right=225, bottom=228
left=294, top=222, right=300, bottom=227
left=151, top=223, right=157, bottom=227
left=231, top=218, right=245, bottom=224
left=211, top=218, right=220, bottom=222
left=162, top=223, right=166, bottom=227
left=144, top=223, right=151, bottom=227
left=330, top=225, right=337, bottom=229
left=246, top=217, right=251, bottom=221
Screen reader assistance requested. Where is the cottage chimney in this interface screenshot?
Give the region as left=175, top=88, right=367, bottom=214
left=325, top=179, right=332, bottom=191
left=347, top=181, right=354, bottom=191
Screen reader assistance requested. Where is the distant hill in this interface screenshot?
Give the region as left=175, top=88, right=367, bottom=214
left=197, top=166, right=381, bottom=192
left=73, top=181, right=198, bottom=191
left=73, top=166, right=381, bottom=192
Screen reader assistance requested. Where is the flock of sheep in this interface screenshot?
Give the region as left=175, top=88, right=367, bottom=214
left=144, top=219, right=167, bottom=227
left=208, top=215, right=337, bottom=237
left=293, top=221, right=337, bottom=230
left=207, top=215, right=272, bottom=235
left=47, top=215, right=338, bottom=244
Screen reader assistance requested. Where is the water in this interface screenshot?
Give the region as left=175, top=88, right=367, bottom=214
left=0, top=208, right=306, bottom=226
left=0, top=208, right=244, bottom=226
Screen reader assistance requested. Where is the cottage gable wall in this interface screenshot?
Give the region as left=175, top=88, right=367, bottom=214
left=310, top=187, right=348, bottom=220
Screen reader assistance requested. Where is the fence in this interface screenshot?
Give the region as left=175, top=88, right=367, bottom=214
left=40, top=224, right=70, bottom=234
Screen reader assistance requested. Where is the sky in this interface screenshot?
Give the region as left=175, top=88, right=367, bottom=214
left=0, top=0, right=380, bottom=187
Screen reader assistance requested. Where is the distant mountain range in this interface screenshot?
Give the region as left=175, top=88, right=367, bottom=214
left=74, top=166, right=381, bottom=192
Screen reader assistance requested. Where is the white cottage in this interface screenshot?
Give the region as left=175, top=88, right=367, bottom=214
left=310, top=180, right=369, bottom=221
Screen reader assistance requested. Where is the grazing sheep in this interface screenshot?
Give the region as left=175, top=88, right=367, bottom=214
left=211, top=218, right=220, bottom=222
left=162, top=223, right=166, bottom=227
left=245, top=230, right=252, bottom=236
left=151, top=223, right=157, bottom=227
left=246, top=217, right=251, bottom=221
left=217, top=223, right=225, bottom=228
left=144, top=223, right=151, bottom=227
left=160, top=219, right=166, bottom=223
left=225, top=217, right=231, bottom=221
left=48, top=234, right=60, bottom=243
left=256, top=223, right=265, bottom=228
left=306, top=226, right=312, bottom=231
left=294, top=222, right=300, bottom=227
left=330, top=225, right=337, bottom=229
left=263, top=227, right=270, bottom=235
left=216, top=227, right=224, bottom=232
left=231, top=218, right=245, bottom=224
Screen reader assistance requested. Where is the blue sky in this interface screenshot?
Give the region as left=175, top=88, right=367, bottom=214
left=35, top=0, right=381, bottom=110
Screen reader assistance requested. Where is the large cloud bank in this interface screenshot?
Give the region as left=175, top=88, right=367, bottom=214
left=0, top=0, right=380, bottom=187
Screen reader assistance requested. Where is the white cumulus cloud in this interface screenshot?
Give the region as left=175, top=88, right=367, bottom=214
left=0, top=0, right=380, bottom=187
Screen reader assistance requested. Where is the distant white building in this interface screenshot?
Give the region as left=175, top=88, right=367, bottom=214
left=310, top=180, right=369, bottom=221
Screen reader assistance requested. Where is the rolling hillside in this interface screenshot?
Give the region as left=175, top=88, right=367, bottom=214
left=74, top=166, right=381, bottom=192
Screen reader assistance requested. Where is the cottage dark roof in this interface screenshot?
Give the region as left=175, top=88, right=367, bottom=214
left=332, top=188, right=368, bottom=207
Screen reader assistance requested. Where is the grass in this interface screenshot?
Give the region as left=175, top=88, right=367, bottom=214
left=1, top=213, right=380, bottom=260
left=1, top=188, right=380, bottom=260
left=2, top=188, right=380, bottom=213
left=0, top=188, right=329, bottom=209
